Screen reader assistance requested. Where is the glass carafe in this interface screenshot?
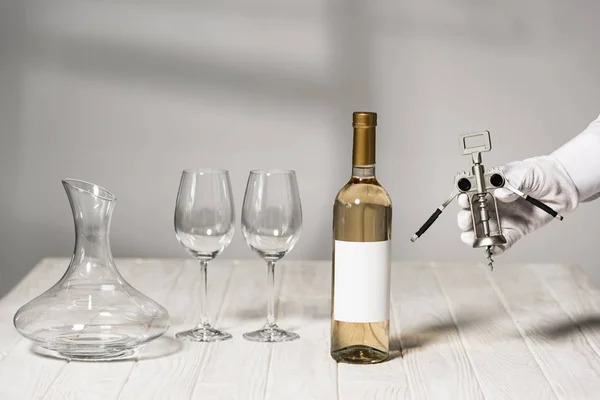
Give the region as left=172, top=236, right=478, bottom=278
left=13, top=179, right=170, bottom=360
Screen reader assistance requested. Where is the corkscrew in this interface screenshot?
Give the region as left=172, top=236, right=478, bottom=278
left=409, top=130, right=564, bottom=270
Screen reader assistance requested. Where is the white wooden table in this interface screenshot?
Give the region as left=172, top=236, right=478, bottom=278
left=1, top=258, right=600, bottom=399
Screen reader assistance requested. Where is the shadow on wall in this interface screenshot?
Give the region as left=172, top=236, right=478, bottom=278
left=23, top=0, right=530, bottom=100
left=1, top=0, right=535, bottom=297
left=373, top=0, right=529, bottom=43
left=20, top=0, right=380, bottom=284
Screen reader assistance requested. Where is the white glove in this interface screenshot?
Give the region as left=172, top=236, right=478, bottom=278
left=457, top=155, right=579, bottom=255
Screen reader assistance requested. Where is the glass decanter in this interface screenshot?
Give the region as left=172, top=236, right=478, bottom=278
left=13, top=179, right=170, bottom=361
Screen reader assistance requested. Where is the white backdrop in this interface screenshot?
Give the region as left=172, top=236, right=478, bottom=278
left=1, top=0, right=599, bottom=296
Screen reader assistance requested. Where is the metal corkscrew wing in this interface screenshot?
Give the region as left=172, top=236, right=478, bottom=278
left=409, top=131, right=564, bottom=270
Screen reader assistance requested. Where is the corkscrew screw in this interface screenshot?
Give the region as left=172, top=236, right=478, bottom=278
left=409, top=130, right=564, bottom=270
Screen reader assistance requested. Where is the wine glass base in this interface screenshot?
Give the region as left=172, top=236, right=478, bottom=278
left=175, top=326, right=232, bottom=342
left=243, top=326, right=299, bottom=343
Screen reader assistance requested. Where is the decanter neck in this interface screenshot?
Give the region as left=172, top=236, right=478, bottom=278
left=72, top=213, right=113, bottom=265
left=63, top=180, right=117, bottom=269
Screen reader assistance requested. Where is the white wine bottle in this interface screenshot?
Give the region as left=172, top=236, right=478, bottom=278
left=330, top=111, right=392, bottom=364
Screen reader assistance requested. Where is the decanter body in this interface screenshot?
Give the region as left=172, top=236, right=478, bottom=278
left=13, top=179, right=170, bottom=360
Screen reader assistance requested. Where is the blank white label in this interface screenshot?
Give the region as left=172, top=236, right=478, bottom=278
left=333, top=240, right=391, bottom=323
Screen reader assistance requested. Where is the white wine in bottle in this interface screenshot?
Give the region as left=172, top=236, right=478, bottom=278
left=330, top=111, right=392, bottom=364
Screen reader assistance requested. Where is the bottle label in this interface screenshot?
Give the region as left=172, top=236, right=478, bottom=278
left=333, top=240, right=391, bottom=323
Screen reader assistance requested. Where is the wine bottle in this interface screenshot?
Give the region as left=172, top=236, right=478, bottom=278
left=330, top=111, right=392, bottom=364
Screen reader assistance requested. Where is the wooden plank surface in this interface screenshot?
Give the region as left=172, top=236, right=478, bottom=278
left=0, top=259, right=69, bottom=399
left=265, top=261, right=337, bottom=400
left=182, top=259, right=272, bottom=400
left=534, top=264, right=600, bottom=358
left=432, top=263, right=557, bottom=399
left=0, top=339, right=66, bottom=399
left=491, top=264, right=600, bottom=399
left=1, top=258, right=600, bottom=399
left=392, top=263, right=484, bottom=400
left=118, top=259, right=235, bottom=400
left=0, top=259, right=64, bottom=361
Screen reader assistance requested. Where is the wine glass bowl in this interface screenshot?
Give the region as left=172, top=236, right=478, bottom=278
left=241, top=169, right=302, bottom=342
left=175, top=209, right=235, bottom=259
left=242, top=205, right=301, bottom=260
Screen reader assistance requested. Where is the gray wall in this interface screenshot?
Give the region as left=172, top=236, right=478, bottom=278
left=1, top=0, right=600, bottom=297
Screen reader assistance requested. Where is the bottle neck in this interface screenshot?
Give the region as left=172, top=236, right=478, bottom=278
left=352, top=127, right=376, bottom=165
left=352, top=125, right=376, bottom=179
left=352, top=164, right=376, bottom=178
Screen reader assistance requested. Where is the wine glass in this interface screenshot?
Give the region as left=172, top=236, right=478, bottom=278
left=174, top=169, right=235, bottom=342
left=241, top=169, right=302, bottom=342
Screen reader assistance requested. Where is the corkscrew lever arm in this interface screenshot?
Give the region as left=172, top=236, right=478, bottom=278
left=502, top=182, right=564, bottom=221
left=410, top=188, right=461, bottom=242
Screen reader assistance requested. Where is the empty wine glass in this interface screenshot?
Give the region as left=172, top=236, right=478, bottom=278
left=241, top=169, right=302, bottom=342
left=174, top=169, right=235, bottom=342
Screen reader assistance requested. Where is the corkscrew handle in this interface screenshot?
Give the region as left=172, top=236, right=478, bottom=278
left=410, top=187, right=460, bottom=242
left=502, top=182, right=564, bottom=221
left=410, top=208, right=442, bottom=242
left=525, top=196, right=563, bottom=220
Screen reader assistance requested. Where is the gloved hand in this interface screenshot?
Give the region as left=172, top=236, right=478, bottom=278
left=457, top=155, right=579, bottom=255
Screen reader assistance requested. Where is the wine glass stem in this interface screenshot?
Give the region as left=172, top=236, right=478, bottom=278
left=266, top=260, right=276, bottom=329
left=198, top=259, right=209, bottom=327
